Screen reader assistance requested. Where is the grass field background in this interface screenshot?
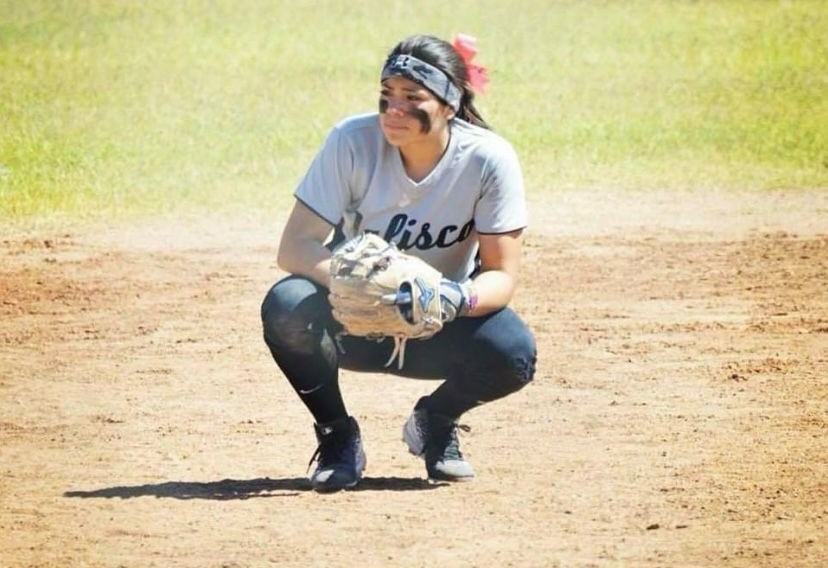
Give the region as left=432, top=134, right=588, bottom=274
left=1, top=0, right=826, bottom=221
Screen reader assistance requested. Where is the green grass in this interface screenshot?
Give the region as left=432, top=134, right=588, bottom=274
left=1, top=0, right=826, bottom=221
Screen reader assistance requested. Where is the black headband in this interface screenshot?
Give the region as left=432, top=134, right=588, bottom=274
left=381, top=54, right=462, bottom=111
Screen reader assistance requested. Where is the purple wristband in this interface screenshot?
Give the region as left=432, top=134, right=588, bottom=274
left=464, top=283, right=478, bottom=315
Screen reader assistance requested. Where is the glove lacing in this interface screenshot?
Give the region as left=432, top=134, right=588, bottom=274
left=384, top=336, right=408, bottom=370
left=335, top=332, right=409, bottom=371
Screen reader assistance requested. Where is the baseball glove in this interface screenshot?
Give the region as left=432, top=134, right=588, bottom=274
left=328, top=233, right=443, bottom=367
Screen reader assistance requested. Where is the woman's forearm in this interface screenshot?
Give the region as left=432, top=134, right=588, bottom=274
left=468, top=269, right=517, bottom=316
left=277, top=236, right=333, bottom=288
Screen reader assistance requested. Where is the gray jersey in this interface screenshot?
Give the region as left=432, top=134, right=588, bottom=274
left=295, top=113, right=527, bottom=282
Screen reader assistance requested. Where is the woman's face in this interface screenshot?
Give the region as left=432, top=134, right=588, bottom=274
left=379, top=75, right=454, bottom=147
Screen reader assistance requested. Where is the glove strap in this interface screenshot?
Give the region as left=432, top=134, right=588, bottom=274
left=441, top=279, right=477, bottom=320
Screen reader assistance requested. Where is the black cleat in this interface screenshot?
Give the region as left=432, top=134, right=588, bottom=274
left=308, top=416, right=366, bottom=492
left=402, top=399, right=474, bottom=481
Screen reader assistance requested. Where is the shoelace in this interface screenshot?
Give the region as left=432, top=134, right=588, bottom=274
left=307, top=445, right=324, bottom=473
left=432, top=423, right=471, bottom=459
left=307, top=433, right=349, bottom=472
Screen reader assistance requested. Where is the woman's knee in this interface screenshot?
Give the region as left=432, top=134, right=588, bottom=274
left=461, top=312, right=537, bottom=398
left=492, top=326, right=537, bottom=392
left=261, top=277, right=328, bottom=354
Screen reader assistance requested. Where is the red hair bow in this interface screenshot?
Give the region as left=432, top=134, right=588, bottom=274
left=453, top=34, right=489, bottom=94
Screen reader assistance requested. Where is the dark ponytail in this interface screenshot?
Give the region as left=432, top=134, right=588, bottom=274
left=387, top=34, right=491, bottom=130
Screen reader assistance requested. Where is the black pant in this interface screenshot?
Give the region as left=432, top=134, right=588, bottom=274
left=261, top=275, right=537, bottom=422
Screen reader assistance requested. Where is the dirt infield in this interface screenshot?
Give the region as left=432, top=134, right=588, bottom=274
left=1, top=189, right=826, bottom=567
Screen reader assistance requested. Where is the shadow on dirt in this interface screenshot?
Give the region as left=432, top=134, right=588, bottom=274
left=63, top=476, right=444, bottom=499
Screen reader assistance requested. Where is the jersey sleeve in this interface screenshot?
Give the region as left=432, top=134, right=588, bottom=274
left=293, top=125, right=353, bottom=226
left=474, top=140, right=528, bottom=234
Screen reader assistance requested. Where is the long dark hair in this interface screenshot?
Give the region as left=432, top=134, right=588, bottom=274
left=387, top=34, right=491, bottom=130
